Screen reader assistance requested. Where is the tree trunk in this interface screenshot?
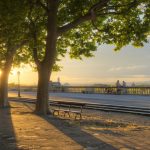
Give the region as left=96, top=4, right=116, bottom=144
left=0, top=54, right=14, bottom=108
left=0, top=70, right=9, bottom=108
left=0, top=41, right=27, bottom=108
left=34, top=0, right=58, bottom=115
left=35, top=65, right=51, bottom=115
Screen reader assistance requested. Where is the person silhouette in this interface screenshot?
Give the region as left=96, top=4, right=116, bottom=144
left=122, top=81, right=127, bottom=94
left=116, top=80, right=121, bottom=94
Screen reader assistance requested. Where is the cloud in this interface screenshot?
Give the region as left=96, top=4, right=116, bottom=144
left=108, top=65, right=148, bottom=72
left=124, top=74, right=150, bottom=78
left=109, top=67, right=123, bottom=71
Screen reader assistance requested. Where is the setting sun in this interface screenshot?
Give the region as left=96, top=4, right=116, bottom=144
left=0, top=0, right=150, bottom=149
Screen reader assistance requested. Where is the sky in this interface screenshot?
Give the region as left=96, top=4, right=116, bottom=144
left=9, top=43, right=150, bottom=86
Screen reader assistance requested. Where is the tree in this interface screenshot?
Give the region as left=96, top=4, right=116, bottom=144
left=0, top=0, right=28, bottom=107
left=27, top=0, right=150, bottom=114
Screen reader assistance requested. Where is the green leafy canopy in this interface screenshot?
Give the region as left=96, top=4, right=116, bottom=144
left=0, top=0, right=28, bottom=69
left=27, top=0, right=150, bottom=64
left=1, top=0, right=150, bottom=70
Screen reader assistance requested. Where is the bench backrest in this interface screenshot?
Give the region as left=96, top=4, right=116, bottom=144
left=50, top=101, right=86, bottom=112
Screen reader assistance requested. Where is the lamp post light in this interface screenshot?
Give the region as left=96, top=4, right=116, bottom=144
left=17, top=71, right=21, bottom=97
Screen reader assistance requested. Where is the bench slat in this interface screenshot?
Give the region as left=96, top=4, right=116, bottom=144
left=51, top=101, right=86, bottom=120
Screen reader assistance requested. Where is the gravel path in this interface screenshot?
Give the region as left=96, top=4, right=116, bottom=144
left=0, top=101, right=150, bottom=150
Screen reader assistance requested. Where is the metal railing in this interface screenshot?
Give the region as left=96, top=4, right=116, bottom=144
left=9, top=86, right=150, bottom=96
left=49, top=86, right=150, bottom=96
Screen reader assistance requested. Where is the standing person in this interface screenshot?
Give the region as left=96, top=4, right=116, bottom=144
left=116, top=80, right=121, bottom=87
left=122, top=81, right=126, bottom=87
left=116, top=80, right=121, bottom=94
left=122, top=81, right=127, bottom=94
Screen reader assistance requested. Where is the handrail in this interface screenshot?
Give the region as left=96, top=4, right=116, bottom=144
left=9, top=86, right=150, bottom=96
left=49, top=86, right=150, bottom=96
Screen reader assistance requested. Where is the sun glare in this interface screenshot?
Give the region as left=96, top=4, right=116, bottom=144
left=11, top=69, right=18, bottom=76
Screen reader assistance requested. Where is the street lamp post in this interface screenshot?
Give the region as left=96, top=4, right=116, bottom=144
left=0, top=70, right=1, bottom=85
left=0, top=70, right=1, bottom=92
left=17, top=71, right=21, bottom=97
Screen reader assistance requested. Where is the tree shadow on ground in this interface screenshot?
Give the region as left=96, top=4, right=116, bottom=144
left=0, top=104, right=17, bottom=150
left=41, top=114, right=118, bottom=150
left=19, top=102, right=117, bottom=149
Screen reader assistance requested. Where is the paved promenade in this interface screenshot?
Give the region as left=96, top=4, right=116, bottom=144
left=9, top=91, right=150, bottom=108
left=0, top=101, right=150, bottom=150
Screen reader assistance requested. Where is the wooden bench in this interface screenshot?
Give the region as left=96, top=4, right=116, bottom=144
left=50, top=101, right=86, bottom=120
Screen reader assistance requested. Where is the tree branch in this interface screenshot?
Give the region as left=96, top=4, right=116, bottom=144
left=6, top=40, right=28, bottom=56
left=99, top=0, right=138, bottom=14
left=58, top=0, right=139, bottom=35
left=58, top=13, right=91, bottom=35
left=91, top=0, right=139, bottom=31
left=36, top=0, right=49, bottom=12
left=4, top=39, right=28, bottom=71
left=89, top=0, right=110, bottom=12
left=32, top=32, right=41, bottom=67
left=58, top=0, right=110, bottom=35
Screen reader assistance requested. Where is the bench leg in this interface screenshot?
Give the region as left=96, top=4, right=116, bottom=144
left=68, top=112, right=71, bottom=118
left=64, top=111, right=70, bottom=117
left=75, top=113, right=82, bottom=120
left=79, top=114, right=82, bottom=120
left=64, top=112, right=66, bottom=117
left=53, top=110, right=59, bottom=116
